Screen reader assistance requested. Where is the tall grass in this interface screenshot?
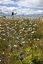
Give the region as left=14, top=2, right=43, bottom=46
left=0, top=17, right=43, bottom=64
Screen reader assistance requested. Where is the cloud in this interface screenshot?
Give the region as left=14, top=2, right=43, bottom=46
left=0, top=6, right=18, bottom=15
left=0, top=0, right=14, bottom=4
left=0, top=0, right=43, bottom=16
left=17, top=8, right=43, bottom=15
left=16, top=0, right=43, bottom=8
left=12, top=0, right=20, bottom=2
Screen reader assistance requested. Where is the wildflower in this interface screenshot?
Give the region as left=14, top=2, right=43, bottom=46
left=2, top=52, right=4, bottom=54
left=33, top=28, right=36, bottom=30
left=0, top=59, right=1, bottom=62
left=31, top=31, right=35, bottom=34
left=28, top=39, right=31, bottom=41
left=16, top=37, right=19, bottom=40
left=30, top=41, right=32, bottom=44
left=3, top=39, right=6, bottom=41
left=35, top=46, right=37, bottom=48
left=34, top=38, right=36, bottom=41
left=20, top=31, right=22, bottom=34
left=2, top=30, right=5, bottom=32
left=7, top=26, right=10, bottom=29
left=22, top=41, right=25, bottom=44
left=2, top=33, right=5, bottom=36
left=37, top=38, right=40, bottom=41
left=33, top=24, right=37, bottom=26
left=22, top=38, right=24, bottom=40
left=0, top=24, right=1, bottom=27
left=13, top=45, right=17, bottom=47
left=12, top=36, right=14, bottom=39
left=23, top=27, right=25, bottom=30
left=8, top=44, right=11, bottom=47
left=5, top=24, right=8, bottom=26
left=28, top=27, right=32, bottom=32
left=29, top=24, right=31, bottom=27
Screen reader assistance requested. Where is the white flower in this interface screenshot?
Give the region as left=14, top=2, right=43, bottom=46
left=28, top=39, right=31, bottom=41
left=7, top=32, right=9, bottom=36
left=0, top=59, right=1, bottom=62
left=8, top=44, right=11, bottom=47
left=16, top=37, right=19, bottom=40
left=20, top=31, right=22, bottom=34
left=33, top=24, right=37, bottom=26
left=7, top=26, right=10, bottom=29
left=2, top=33, right=5, bottom=36
left=31, top=31, right=35, bottom=34
left=28, top=27, right=32, bottom=31
left=29, top=24, right=31, bottom=27
left=30, top=41, right=32, bottom=43
left=2, top=52, right=4, bottom=54
left=33, top=28, right=35, bottom=30
left=22, top=38, right=24, bottom=40
left=8, top=22, right=10, bottom=24
left=12, top=36, right=14, bottom=39
left=5, top=24, right=8, bottom=26
left=13, top=45, right=17, bottom=47
left=0, top=24, right=1, bottom=27
left=2, top=30, right=5, bottom=32
left=3, top=39, right=6, bottom=41
left=37, top=38, right=40, bottom=41
left=34, top=38, right=36, bottom=41
left=35, top=46, right=37, bottom=48
left=22, top=41, right=25, bottom=44
left=23, top=28, right=25, bottom=30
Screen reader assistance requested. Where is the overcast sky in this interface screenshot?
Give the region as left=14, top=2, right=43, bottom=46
left=0, top=0, right=43, bottom=15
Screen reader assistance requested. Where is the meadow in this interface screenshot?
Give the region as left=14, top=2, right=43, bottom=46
left=0, top=16, right=43, bottom=64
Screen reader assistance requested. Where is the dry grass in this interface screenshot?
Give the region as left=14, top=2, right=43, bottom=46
left=0, top=17, right=43, bottom=64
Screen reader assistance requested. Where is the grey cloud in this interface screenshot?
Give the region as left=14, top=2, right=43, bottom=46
left=12, top=0, right=20, bottom=2
left=36, top=0, right=43, bottom=8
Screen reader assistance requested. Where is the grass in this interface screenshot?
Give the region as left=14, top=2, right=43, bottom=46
left=0, top=17, right=43, bottom=64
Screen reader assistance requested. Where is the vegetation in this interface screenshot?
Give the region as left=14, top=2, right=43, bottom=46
left=0, top=17, right=43, bottom=64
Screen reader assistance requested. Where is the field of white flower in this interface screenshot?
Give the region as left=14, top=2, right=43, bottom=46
left=0, top=17, right=43, bottom=64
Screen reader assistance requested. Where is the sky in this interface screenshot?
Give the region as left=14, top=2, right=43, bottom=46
left=0, top=0, right=43, bottom=16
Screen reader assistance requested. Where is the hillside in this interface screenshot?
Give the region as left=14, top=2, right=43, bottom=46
left=0, top=17, right=43, bottom=64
